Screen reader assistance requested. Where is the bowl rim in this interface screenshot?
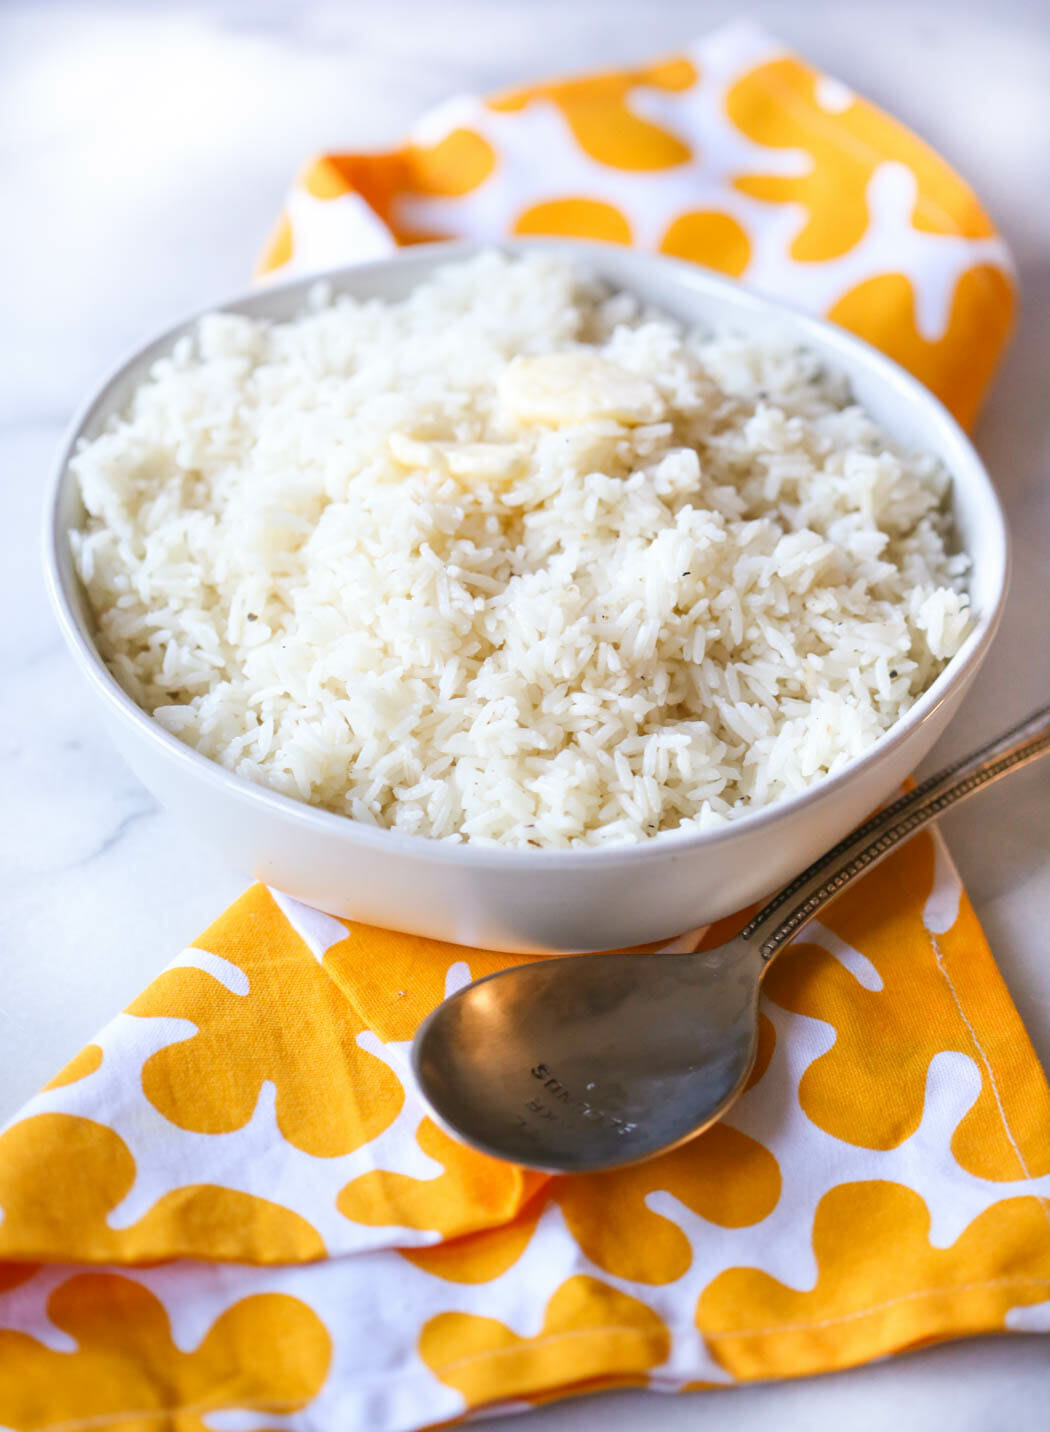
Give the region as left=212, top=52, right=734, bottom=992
left=44, top=236, right=1011, bottom=871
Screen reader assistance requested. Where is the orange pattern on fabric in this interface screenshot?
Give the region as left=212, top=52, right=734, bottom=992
left=524, top=1374, right=654, bottom=1409
left=556, top=1126, right=781, bottom=1285
left=764, top=832, right=1050, bottom=1178
left=41, top=1042, right=102, bottom=1089
left=408, top=129, right=498, bottom=197
left=490, top=60, right=697, bottom=171
left=420, top=1275, right=670, bottom=1407
left=514, top=198, right=632, bottom=244
left=304, top=152, right=411, bottom=228
left=0, top=1113, right=324, bottom=1263
left=828, top=266, right=1016, bottom=430
left=0, top=1274, right=331, bottom=1431
left=660, top=211, right=751, bottom=276
left=401, top=1198, right=546, bottom=1283
left=303, top=156, right=363, bottom=200
left=299, top=136, right=494, bottom=246
left=727, top=57, right=996, bottom=262
left=322, top=923, right=515, bottom=1043
left=338, top=1116, right=545, bottom=1236
left=699, top=1182, right=1050, bottom=1380
left=130, top=886, right=403, bottom=1157
left=257, top=211, right=294, bottom=277
left=0, top=1264, right=37, bottom=1296
left=934, top=884, right=1050, bottom=1181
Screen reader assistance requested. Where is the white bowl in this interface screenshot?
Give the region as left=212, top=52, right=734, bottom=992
left=45, top=240, right=1009, bottom=953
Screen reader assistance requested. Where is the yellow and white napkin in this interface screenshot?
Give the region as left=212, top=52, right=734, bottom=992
left=1, top=22, right=1045, bottom=1432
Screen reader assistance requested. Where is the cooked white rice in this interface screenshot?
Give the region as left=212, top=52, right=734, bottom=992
left=71, top=252, right=970, bottom=848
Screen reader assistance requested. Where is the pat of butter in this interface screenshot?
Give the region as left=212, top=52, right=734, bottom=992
left=498, top=352, right=663, bottom=427
left=388, top=432, right=524, bottom=486
left=388, top=431, right=437, bottom=467
left=445, top=442, right=524, bottom=483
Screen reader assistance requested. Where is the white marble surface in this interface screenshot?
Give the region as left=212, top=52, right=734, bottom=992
left=3, top=0, right=1049, bottom=1423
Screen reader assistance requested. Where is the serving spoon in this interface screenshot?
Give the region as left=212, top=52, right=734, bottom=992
left=412, top=704, right=1050, bottom=1173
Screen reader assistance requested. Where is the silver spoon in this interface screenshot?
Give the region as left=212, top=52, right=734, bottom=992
left=412, top=705, right=1050, bottom=1173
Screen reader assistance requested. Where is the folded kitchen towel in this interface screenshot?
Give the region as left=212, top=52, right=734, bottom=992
left=2, top=21, right=1046, bottom=1432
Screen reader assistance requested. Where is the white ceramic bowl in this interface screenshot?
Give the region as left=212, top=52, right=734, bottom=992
left=45, top=240, right=1009, bottom=953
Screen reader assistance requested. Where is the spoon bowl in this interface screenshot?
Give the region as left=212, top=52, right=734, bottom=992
left=414, top=939, right=761, bottom=1171
left=413, top=705, right=1050, bottom=1172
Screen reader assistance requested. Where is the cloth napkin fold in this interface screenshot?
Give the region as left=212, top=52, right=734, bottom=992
left=3, top=20, right=1046, bottom=1431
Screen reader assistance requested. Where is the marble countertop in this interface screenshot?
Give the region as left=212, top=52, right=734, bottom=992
left=4, top=0, right=1049, bottom=1424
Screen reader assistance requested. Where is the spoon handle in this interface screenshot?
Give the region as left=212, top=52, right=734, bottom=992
left=740, top=703, right=1050, bottom=962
